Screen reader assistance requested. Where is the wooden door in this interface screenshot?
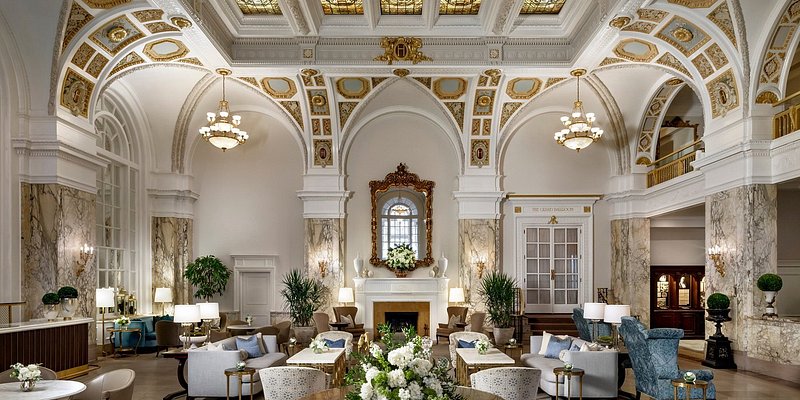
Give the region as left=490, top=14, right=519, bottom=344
left=239, top=272, right=271, bottom=327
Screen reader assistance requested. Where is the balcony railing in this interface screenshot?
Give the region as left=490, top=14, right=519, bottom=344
left=772, top=91, right=800, bottom=139
left=647, top=140, right=704, bottom=188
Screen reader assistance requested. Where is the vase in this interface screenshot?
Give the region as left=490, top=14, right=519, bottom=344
left=354, top=253, right=364, bottom=278
left=763, top=291, right=778, bottom=317
left=43, top=304, right=59, bottom=321
left=394, top=270, right=409, bottom=278
left=60, top=298, right=77, bottom=319
left=294, top=326, right=316, bottom=345
left=493, top=327, right=515, bottom=346
left=20, top=380, right=35, bottom=392
left=438, top=254, right=448, bottom=277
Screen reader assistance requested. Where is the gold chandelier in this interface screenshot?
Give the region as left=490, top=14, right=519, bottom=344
left=199, top=69, right=248, bottom=151
left=554, top=69, right=603, bottom=152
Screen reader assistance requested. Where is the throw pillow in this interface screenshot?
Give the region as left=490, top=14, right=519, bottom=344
left=544, top=336, right=572, bottom=359
left=236, top=335, right=263, bottom=359
left=340, top=314, right=354, bottom=328
left=538, top=331, right=553, bottom=355
left=207, top=342, right=223, bottom=351
left=580, top=342, right=604, bottom=352
left=457, top=339, right=476, bottom=348
left=448, top=314, right=461, bottom=329
left=558, top=349, right=570, bottom=362
left=324, top=338, right=346, bottom=348
left=570, top=338, right=586, bottom=352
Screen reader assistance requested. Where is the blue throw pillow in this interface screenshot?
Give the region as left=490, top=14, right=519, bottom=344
left=544, top=336, right=572, bottom=359
left=236, top=336, right=263, bottom=359
left=457, top=339, right=476, bottom=348
left=324, top=338, right=346, bottom=348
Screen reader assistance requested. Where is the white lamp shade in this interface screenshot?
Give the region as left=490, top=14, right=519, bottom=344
left=338, top=287, right=354, bottom=303
left=603, top=305, right=631, bottom=324
left=449, top=288, right=465, bottom=303
left=96, top=288, right=116, bottom=308
left=583, top=302, right=606, bottom=320
left=154, top=287, right=173, bottom=303
left=173, top=304, right=201, bottom=323
left=198, top=302, right=220, bottom=319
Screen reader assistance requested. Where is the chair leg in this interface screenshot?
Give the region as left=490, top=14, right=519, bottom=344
left=635, top=391, right=641, bottom=400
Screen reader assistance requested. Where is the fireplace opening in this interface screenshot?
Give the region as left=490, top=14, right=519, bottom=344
left=385, top=311, right=418, bottom=332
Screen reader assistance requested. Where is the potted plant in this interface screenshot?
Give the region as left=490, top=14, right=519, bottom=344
left=478, top=270, right=517, bottom=345
left=57, top=286, right=79, bottom=319
left=705, top=292, right=731, bottom=338
left=184, top=255, right=231, bottom=301
left=757, top=273, right=783, bottom=317
left=41, top=293, right=60, bottom=321
left=703, top=292, right=737, bottom=369
left=386, top=243, right=416, bottom=277
left=280, top=269, right=325, bottom=344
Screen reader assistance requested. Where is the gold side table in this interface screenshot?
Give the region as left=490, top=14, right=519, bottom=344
left=225, top=367, right=257, bottom=400
left=503, top=343, right=523, bottom=362
left=671, top=379, right=708, bottom=400
left=553, top=367, right=585, bottom=400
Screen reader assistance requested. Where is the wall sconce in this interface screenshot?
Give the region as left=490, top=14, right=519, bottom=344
left=317, top=251, right=331, bottom=278
left=475, top=255, right=487, bottom=279
left=707, top=245, right=725, bottom=277
left=76, top=243, right=94, bottom=276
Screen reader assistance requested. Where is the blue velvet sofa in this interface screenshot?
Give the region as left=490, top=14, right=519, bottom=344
left=112, top=315, right=172, bottom=351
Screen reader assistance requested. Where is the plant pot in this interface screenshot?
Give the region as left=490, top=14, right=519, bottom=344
left=60, top=298, right=78, bottom=319
left=705, top=308, right=731, bottom=338
left=763, top=291, right=778, bottom=316
left=293, top=326, right=316, bottom=345
left=43, top=304, right=59, bottom=321
left=493, top=327, right=515, bottom=346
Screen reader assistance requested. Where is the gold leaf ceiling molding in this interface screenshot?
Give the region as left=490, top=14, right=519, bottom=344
left=321, top=0, right=364, bottom=15
left=439, top=0, right=481, bottom=15
left=83, top=0, right=132, bottom=9
left=236, top=0, right=282, bottom=15
left=520, top=0, right=566, bottom=14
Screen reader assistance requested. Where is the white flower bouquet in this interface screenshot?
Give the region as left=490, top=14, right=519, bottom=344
left=387, top=244, right=417, bottom=271
left=9, top=363, right=41, bottom=391
left=475, top=339, right=490, bottom=355
left=114, top=316, right=130, bottom=326
left=245, top=314, right=253, bottom=326
left=236, top=361, right=246, bottom=371
left=345, top=325, right=462, bottom=400
left=310, top=338, right=329, bottom=354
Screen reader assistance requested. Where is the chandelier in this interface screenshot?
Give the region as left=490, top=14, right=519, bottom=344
left=554, top=69, right=603, bottom=152
left=199, top=68, right=248, bottom=151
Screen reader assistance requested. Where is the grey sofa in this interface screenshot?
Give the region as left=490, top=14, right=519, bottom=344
left=187, top=334, right=287, bottom=399
left=521, top=335, right=619, bottom=399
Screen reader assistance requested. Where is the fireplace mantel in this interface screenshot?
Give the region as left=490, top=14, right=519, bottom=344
left=354, top=278, right=449, bottom=334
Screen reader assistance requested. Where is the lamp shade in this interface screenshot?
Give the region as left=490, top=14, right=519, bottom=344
left=603, top=304, right=630, bottom=324
left=338, top=287, right=354, bottom=303
left=96, top=288, right=116, bottom=308
left=154, top=287, right=172, bottom=303
left=449, top=288, right=465, bottom=303
left=583, top=302, right=606, bottom=320
left=173, top=304, right=201, bottom=323
left=198, top=302, right=219, bottom=319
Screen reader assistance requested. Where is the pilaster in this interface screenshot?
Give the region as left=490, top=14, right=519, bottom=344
left=610, top=218, right=651, bottom=326
left=151, top=217, right=193, bottom=309
left=304, top=218, right=345, bottom=314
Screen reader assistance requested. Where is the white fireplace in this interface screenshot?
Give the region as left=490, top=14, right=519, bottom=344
left=354, top=277, right=449, bottom=335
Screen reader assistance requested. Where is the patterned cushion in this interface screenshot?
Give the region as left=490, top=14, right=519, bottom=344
left=544, top=336, right=572, bottom=359
left=457, top=339, right=476, bottom=348
left=323, top=338, right=345, bottom=348
left=470, top=367, right=542, bottom=400
left=236, top=335, right=263, bottom=359
left=259, top=367, right=328, bottom=400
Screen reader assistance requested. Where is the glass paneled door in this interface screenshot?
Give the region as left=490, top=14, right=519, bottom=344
left=522, top=226, right=581, bottom=313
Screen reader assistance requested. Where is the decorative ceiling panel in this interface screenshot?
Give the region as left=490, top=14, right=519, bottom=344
left=89, top=15, right=145, bottom=56
left=320, top=0, right=364, bottom=15
left=439, top=0, right=481, bottom=15
left=520, top=0, right=566, bottom=14
left=236, top=0, right=282, bottom=15
left=381, top=0, right=423, bottom=15
left=655, top=16, right=710, bottom=57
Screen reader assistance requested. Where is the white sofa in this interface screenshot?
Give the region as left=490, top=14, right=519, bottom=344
left=521, top=335, right=619, bottom=399
left=187, top=334, right=287, bottom=399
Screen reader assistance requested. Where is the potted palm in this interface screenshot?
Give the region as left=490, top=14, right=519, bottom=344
left=281, top=269, right=325, bottom=344
left=42, top=293, right=60, bottom=321
left=184, top=255, right=231, bottom=301
left=57, top=286, right=79, bottom=319
left=757, top=273, right=782, bottom=317
left=478, top=270, right=517, bottom=345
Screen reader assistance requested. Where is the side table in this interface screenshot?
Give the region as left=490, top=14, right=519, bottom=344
left=225, top=367, right=257, bottom=400
left=671, top=379, right=708, bottom=400
left=553, top=367, right=585, bottom=400
left=161, top=350, right=188, bottom=400
left=502, top=344, right=523, bottom=362
left=107, top=327, right=142, bottom=357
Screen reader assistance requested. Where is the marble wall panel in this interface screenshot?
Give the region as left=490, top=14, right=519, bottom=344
left=746, top=316, right=800, bottom=365
left=304, top=218, right=344, bottom=314
left=152, top=217, right=193, bottom=308
left=610, top=218, right=651, bottom=326
left=458, top=219, right=500, bottom=311
left=21, top=183, right=96, bottom=341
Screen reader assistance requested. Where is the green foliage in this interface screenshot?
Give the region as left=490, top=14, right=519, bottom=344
left=280, top=269, right=326, bottom=327
left=57, top=286, right=78, bottom=299
left=42, top=292, right=60, bottom=305
left=707, top=292, right=730, bottom=309
left=478, top=270, right=517, bottom=329
left=757, top=273, right=783, bottom=292
left=184, top=255, right=231, bottom=301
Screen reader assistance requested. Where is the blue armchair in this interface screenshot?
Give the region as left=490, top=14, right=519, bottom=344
left=619, top=316, right=715, bottom=399
left=572, top=308, right=611, bottom=342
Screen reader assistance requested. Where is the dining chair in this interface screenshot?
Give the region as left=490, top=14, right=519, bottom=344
left=73, top=368, right=135, bottom=400
left=259, top=366, right=328, bottom=400
left=470, top=367, right=542, bottom=400
left=448, top=331, right=490, bottom=367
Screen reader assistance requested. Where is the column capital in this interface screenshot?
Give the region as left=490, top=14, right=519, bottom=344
left=148, top=172, right=198, bottom=218
left=298, top=173, right=351, bottom=219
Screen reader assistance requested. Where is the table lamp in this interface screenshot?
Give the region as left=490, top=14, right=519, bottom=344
left=338, top=287, right=354, bottom=306
left=96, top=288, right=116, bottom=356
left=583, top=302, right=606, bottom=342
left=174, top=304, right=201, bottom=350
left=449, top=288, right=465, bottom=305
left=603, top=304, right=630, bottom=348
left=154, top=287, right=172, bottom=316
left=198, top=302, right=219, bottom=346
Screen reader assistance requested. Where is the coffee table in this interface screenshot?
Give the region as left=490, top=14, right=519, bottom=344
left=455, top=348, right=515, bottom=386
left=287, top=348, right=347, bottom=386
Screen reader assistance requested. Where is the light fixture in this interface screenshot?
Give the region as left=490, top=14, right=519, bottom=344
left=77, top=243, right=94, bottom=276
left=96, top=288, right=116, bottom=356
left=554, top=69, right=603, bottom=152
left=338, top=287, right=354, bottom=306
left=174, top=304, right=201, bottom=350
left=449, top=287, right=465, bottom=305
left=198, top=68, right=248, bottom=152
left=707, top=245, right=725, bottom=277
left=475, top=255, right=487, bottom=279
left=198, top=302, right=219, bottom=345
left=583, top=302, right=606, bottom=343
left=603, top=304, right=630, bottom=348
left=154, top=288, right=173, bottom=316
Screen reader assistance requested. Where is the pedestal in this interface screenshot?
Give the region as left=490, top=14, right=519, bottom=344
left=702, top=336, right=737, bottom=369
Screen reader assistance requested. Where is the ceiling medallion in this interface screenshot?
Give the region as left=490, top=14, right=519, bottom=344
left=609, top=15, right=631, bottom=29
left=106, top=26, right=128, bottom=43
left=477, top=95, right=492, bottom=107
left=311, top=95, right=327, bottom=107
left=554, top=69, right=603, bottom=152
left=392, top=68, right=410, bottom=77
left=672, top=26, right=694, bottom=43
left=375, top=37, right=432, bottom=65
left=198, top=69, right=249, bottom=152
left=170, top=16, right=192, bottom=29
left=301, top=68, right=319, bottom=77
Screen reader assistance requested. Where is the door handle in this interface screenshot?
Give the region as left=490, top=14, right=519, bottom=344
left=550, top=269, right=556, bottom=280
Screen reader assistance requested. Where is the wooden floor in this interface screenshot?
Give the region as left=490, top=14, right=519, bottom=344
left=74, top=343, right=800, bottom=399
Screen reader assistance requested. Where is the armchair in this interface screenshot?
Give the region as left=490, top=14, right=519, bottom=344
left=465, top=311, right=486, bottom=332
left=448, top=331, right=489, bottom=367
left=573, top=308, right=611, bottom=342
left=155, top=320, right=182, bottom=357
left=315, top=331, right=354, bottom=358
left=332, top=306, right=365, bottom=338
left=436, top=306, right=469, bottom=343
left=74, top=368, right=135, bottom=400
left=313, top=312, right=331, bottom=333
left=619, top=316, right=716, bottom=400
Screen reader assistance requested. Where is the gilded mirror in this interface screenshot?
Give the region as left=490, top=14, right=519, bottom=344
left=370, top=164, right=434, bottom=271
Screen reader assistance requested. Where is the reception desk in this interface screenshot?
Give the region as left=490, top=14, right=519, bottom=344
left=0, top=317, right=92, bottom=378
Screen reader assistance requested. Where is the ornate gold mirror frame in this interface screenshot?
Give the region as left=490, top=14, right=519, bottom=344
left=370, top=163, right=434, bottom=271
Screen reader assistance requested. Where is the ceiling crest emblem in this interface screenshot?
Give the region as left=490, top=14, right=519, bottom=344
left=374, top=37, right=432, bottom=65
left=609, top=15, right=631, bottom=29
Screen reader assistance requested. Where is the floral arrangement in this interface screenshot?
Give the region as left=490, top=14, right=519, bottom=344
left=345, top=324, right=462, bottom=400
left=114, top=316, right=130, bottom=326
left=236, top=361, right=246, bottom=371
left=9, top=363, right=41, bottom=382
left=289, top=337, right=298, bottom=345
left=564, top=363, right=573, bottom=371
left=386, top=244, right=417, bottom=271
left=245, top=314, right=253, bottom=326
left=310, top=338, right=329, bottom=353
left=475, top=339, right=490, bottom=355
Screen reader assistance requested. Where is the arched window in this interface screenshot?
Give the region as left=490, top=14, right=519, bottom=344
left=380, top=193, right=421, bottom=258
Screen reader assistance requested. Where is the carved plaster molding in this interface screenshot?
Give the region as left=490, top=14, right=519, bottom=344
left=585, top=74, right=630, bottom=176
left=49, top=1, right=71, bottom=116
left=171, top=72, right=215, bottom=173
left=728, top=0, right=750, bottom=118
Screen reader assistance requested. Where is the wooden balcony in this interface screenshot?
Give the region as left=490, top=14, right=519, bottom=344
left=773, top=91, right=800, bottom=139
left=646, top=140, right=703, bottom=188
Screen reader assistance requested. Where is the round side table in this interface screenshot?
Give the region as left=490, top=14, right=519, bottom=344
left=553, top=367, right=585, bottom=400
left=225, top=367, right=257, bottom=400
left=671, top=379, right=708, bottom=400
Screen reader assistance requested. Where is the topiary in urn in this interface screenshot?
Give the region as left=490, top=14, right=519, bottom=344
left=757, top=273, right=783, bottom=317
left=705, top=292, right=731, bottom=338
